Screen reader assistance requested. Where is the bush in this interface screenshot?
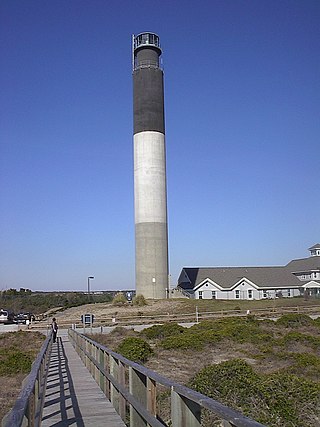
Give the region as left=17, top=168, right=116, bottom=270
left=0, top=349, right=32, bottom=375
left=258, top=372, right=320, bottom=426
left=112, top=292, right=127, bottom=306
left=189, top=359, right=260, bottom=409
left=142, top=322, right=184, bottom=340
left=110, top=326, right=130, bottom=336
left=188, top=359, right=320, bottom=427
left=161, top=331, right=206, bottom=351
left=158, top=318, right=273, bottom=351
left=285, top=353, right=320, bottom=381
left=200, top=317, right=273, bottom=345
left=116, top=337, right=153, bottom=363
left=313, top=317, right=320, bottom=327
left=276, top=313, right=314, bottom=328
left=189, top=320, right=217, bottom=331
left=132, top=294, right=147, bottom=306
left=280, top=331, right=320, bottom=349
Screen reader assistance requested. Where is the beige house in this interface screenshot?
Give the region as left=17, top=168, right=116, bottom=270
left=177, top=244, right=320, bottom=300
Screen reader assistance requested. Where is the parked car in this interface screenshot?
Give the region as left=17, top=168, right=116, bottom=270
left=15, top=313, right=35, bottom=324
left=0, top=309, right=15, bottom=324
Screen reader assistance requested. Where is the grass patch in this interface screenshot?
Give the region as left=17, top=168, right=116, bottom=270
left=0, top=331, right=45, bottom=421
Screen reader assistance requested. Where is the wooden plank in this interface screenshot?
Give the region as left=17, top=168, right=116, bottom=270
left=41, top=336, right=126, bottom=427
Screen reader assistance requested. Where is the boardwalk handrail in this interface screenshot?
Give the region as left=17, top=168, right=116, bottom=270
left=2, top=332, right=53, bottom=427
left=69, top=328, right=266, bottom=427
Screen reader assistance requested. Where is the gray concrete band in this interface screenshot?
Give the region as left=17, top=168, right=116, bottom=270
left=135, top=222, right=169, bottom=299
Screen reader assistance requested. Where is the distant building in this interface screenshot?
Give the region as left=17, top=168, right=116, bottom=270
left=177, top=244, right=320, bottom=300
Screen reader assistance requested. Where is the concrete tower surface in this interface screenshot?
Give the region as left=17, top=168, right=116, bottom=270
left=132, top=32, right=168, bottom=299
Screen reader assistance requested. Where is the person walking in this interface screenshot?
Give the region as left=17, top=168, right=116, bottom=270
left=52, top=317, right=58, bottom=343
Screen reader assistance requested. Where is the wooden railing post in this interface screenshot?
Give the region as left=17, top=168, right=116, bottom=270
left=171, top=389, right=201, bottom=427
left=94, top=344, right=99, bottom=384
left=27, top=390, right=35, bottom=427
left=110, top=355, right=120, bottom=413
left=129, top=367, right=147, bottom=427
left=104, top=351, right=110, bottom=399
left=147, top=378, right=157, bottom=418
left=99, top=347, right=105, bottom=392
left=119, top=361, right=126, bottom=421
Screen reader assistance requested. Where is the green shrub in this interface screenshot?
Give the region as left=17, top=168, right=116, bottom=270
left=116, top=337, right=153, bottom=363
left=142, top=322, right=184, bottom=340
left=285, top=353, right=320, bottom=380
left=132, top=294, right=147, bottom=306
left=0, top=349, right=32, bottom=375
left=161, top=332, right=205, bottom=351
left=161, top=317, right=273, bottom=350
left=112, top=292, right=127, bottom=306
left=188, top=359, right=320, bottom=427
left=258, top=372, right=320, bottom=426
left=189, top=359, right=260, bottom=410
left=314, top=317, right=320, bottom=327
left=276, top=313, right=314, bottom=328
left=281, top=331, right=320, bottom=349
left=189, top=320, right=217, bottom=331
left=215, top=317, right=273, bottom=344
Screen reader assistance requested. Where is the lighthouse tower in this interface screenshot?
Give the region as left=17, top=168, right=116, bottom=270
left=132, top=32, right=168, bottom=299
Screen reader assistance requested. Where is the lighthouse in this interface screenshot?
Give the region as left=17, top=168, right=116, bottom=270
left=132, top=32, right=168, bottom=299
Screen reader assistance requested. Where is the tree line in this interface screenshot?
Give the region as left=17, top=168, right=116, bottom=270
left=0, top=288, right=113, bottom=315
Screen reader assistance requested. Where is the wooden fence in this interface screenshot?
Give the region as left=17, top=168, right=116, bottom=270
left=2, top=332, right=52, bottom=427
left=69, top=328, right=266, bottom=427
left=43, top=304, right=320, bottom=329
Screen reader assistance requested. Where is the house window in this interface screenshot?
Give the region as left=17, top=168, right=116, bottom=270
left=288, top=289, right=291, bottom=297
left=235, top=290, right=240, bottom=299
left=198, top=291, right=203, bottom=299
left=263, top=290, right=268, bottom=298
left=212, top=291, right=216, bottom=299
left=248, top=290, right=253, bottom=299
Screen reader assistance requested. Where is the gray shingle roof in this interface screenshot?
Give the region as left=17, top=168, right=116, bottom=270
left=286, top=257, right=320, bottom=272
left=308, top=243, right=320, bottom=250
left=182, top=266, right=301, bottom=289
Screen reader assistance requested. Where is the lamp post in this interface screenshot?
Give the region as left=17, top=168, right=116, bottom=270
left=87, top=276, right=94, bottom=298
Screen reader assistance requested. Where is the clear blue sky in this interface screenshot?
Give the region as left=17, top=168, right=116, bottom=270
left=1, top=0, right=319, bottom=292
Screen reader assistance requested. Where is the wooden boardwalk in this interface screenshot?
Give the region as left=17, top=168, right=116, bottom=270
left=41, top=335, right=126, bottom=427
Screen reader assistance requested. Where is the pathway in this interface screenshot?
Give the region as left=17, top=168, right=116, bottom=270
left=41, top=336, right=126, bottom=426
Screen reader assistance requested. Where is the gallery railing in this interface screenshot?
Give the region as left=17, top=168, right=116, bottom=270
left=69, top=328, right=266, bottom=427
left=2, top=332, right=53, bottom=427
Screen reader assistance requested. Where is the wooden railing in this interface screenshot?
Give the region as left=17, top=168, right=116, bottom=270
left=68, top=328, right=266, bottom=427
left=2, top=332, right=52, bottom=427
